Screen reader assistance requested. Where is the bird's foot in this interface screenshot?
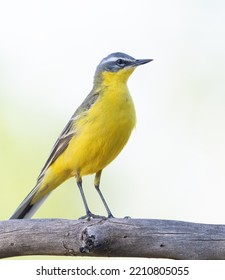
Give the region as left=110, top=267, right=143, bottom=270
left=107, top=213, right=114, bottom=219
left=79, top=211, right=107, bottom=221
left=123, top=215, right=131, bottom=219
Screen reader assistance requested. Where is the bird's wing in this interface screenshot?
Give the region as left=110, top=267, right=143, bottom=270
left=37, top=90, right=100, bottom=183
left=9, top=90, right=100, bottom=219
left=36, top=117, right=75, bottom=183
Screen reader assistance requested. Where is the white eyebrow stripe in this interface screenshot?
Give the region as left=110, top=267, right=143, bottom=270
left=101, top=56, right=133, bottom=64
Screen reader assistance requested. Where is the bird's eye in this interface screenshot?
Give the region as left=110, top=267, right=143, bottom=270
left=116, top=59, right=124, bottom=66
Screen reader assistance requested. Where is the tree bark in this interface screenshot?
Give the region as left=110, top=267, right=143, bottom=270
left=0, top=218, right=225, bottom=259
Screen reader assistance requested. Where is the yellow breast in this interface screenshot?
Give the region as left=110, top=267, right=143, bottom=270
left=64, top=70, right=136, bottom=176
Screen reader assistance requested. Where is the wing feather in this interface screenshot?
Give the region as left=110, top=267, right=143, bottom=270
left=9, top=88, right=101, bottom=219
left=9, top=90, right=100, bottom=219
left=37, top=90, right=100, bottom=182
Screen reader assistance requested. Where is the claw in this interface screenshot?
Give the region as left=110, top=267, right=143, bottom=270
left=107, top=213, right=114, bottom=219
left=123, top=216, right=131, bottom=219
left=79, top=211, right=107, bottom=221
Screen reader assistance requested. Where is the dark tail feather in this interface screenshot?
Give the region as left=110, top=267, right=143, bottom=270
left=10, top=202, right=34, bottom=219
left=9, top=183, right=49, bottom=219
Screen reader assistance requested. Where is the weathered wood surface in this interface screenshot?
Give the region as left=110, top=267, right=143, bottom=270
left=0, top=218, right=225, bottom=259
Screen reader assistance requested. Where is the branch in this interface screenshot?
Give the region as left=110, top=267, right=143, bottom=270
left=0, top=218, right=225, bottom=259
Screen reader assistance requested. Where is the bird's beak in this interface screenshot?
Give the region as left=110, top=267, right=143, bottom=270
left=133, top=58, right=153, bottom=67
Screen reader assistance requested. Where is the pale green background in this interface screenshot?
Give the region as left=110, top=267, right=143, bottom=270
left=1, top=0, right=225, bottom=229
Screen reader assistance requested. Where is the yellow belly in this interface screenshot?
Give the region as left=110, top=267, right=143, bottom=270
left=34, top=84, right=136, bottom=201
left=63, top=85, right=136, bottom=176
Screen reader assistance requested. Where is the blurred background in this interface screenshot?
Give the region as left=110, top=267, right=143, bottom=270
left=1, top=0, right=225, bottom=227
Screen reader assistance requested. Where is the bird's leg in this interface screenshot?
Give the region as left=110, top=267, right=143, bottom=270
left=76, top=175, right=106, bottom=220
left=76, top=176, right=92, bottom=220
left=94, top=170, right=114, bottom=218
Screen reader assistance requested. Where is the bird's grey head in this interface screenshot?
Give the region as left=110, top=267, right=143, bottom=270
left=96, top=52, right=152, bottom=73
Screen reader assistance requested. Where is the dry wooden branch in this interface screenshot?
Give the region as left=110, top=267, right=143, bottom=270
left=0, top=218, right=225, bottom=259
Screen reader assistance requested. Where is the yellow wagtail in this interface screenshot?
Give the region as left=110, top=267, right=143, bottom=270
left=10, top=52, right=152, bottom=219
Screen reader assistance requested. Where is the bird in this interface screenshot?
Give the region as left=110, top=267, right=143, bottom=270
left=9, top=52, right=152, bottom=220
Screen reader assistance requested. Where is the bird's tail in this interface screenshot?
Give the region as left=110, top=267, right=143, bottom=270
left=9, top=183, right=49, bottom=219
